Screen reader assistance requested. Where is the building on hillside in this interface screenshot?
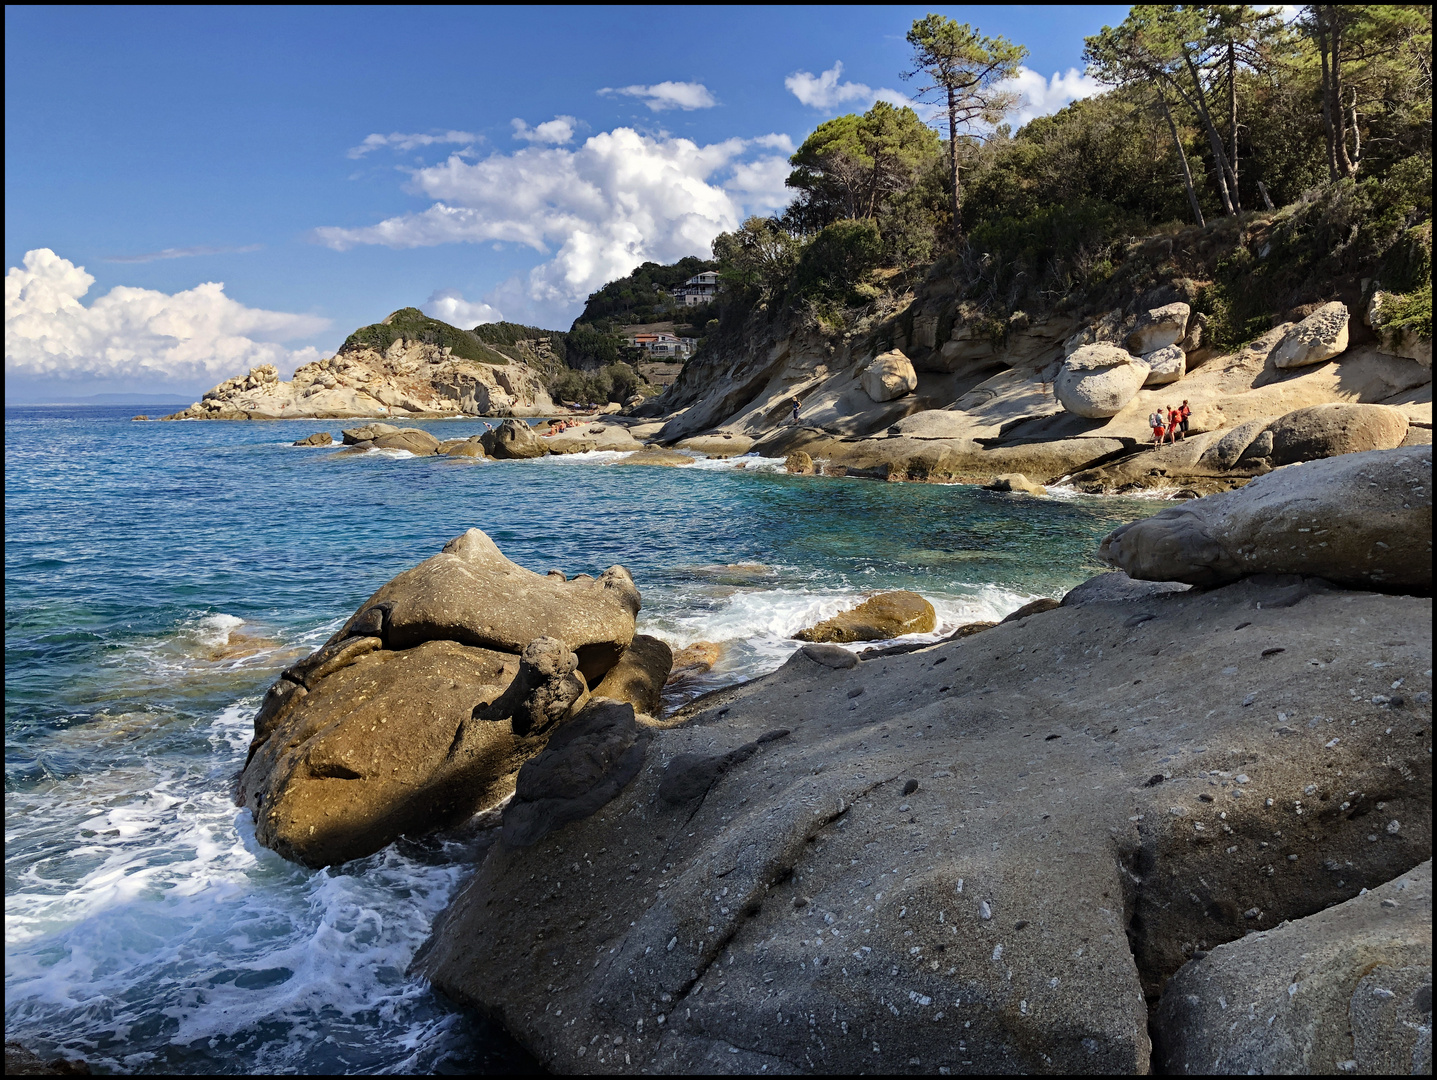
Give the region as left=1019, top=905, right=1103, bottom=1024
left=669, top=271, right=720, bottom=307
left=628, top=331, right=696, bottom=359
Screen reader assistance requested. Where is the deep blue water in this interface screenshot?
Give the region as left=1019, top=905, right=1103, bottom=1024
left=4, top=404, right=1154, bottom=1073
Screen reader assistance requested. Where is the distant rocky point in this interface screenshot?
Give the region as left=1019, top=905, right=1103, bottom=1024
left=162, top=308, right=555, bottom=421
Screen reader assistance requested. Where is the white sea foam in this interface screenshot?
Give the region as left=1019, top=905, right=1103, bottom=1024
left=191, top=613, right=244, bottom=648
left=4, top=705, right=474, bottom=1073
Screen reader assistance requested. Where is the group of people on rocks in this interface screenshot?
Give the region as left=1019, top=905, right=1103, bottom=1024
left=545, top=418, right=585, bottom=436
left=1149, top=400, right=1191, bottom=446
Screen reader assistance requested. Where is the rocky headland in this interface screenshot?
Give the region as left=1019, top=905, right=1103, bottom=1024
left=163, top=309, right=556, bottom=421
left=231, top=443, right=1431, bottom=1074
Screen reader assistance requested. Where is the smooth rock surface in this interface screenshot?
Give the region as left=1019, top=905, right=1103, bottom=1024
left=1061, top=570, right=1192, bottom=607
left=1142, top=344, right=1186, bottom=386
left=860, top=350, right=918, bottom=402
left=293, top=431, right=333, bottom=446
left=1154, top=860, right=1432, bottom=1075
left=1098, top=446, right=1432, bottom=592
left=616, top=448, right=695, bottom=467
left=1266, top=402, right=1410, bottom=466
left=1127, top=303, right=1191, bottom=354
left=1271, top=301, right=1350, bottom=369
left=667, top=641, right=723, bottom=684
left=419, top=577, right=1432, bottom=1074
left=794, top=590, right=937, bottom=643
left=1056, top=344, right=1151, bottom=418
left=499, top=700, right=652, bottom=848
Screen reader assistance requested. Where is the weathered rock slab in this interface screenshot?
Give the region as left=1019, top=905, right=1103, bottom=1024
left=1098, top=446, right=1432, bottom=593
left=481, top=419, right=546, bottom=459
left=985, top=473, right=1047, bottom=496
left=237, top=639, right=520, bottom=867
left=418, top=578, right=1431, bottom=1075
left=592, top=634, right=673, bottom=717
left=1154, top=860, right=1432, bottom=1075
left=293, top=431, right=333, bottom=446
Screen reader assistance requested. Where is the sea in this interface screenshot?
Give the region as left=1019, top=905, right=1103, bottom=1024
left=4, top=405, right=1157, bottom=1074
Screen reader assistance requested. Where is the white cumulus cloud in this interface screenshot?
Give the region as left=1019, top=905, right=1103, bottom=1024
left=347, top=130, right=479, bottom=159
left=422, top=288, right=505, bottom=327
left=5, top=249, right=331, bottom=388
left=1002, top=67, right=1104, bottom=127
left=511, top=115, right=578, bottom=145
left=599, top=81, right=717, bottom=112
left=785, top=62, right=909, bottom=111
left=313, top=128, right=793, bottom=322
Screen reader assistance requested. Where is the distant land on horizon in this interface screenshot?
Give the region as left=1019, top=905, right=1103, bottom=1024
left=7, top=392, right=197, bottom=406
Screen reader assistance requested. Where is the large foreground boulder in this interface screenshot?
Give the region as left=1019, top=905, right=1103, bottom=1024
left=238, top=529, right=644, bottom=866
left=1056, top=344, right=1150, bottom=418
left=1270, top=301, right=1350, bottom=369
left=1154, top=860, right=1432, bottom=1075
left=860, top=350, right=918, bottom=402
left=1098, top=446, right=1432, bottom=593
left=237, top=639, right=522, bottom=867
left=417, top=576, right=1432, bottom=1074
left=794, top=590, right=937, bottom=642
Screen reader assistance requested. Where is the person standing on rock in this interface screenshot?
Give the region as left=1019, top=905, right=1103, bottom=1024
left=1150, top=409, right=1166, bottom=447
left=1165, top=406, right=1180, bottom=444
left=1178, top=399, right=1191, bottom=440
left=791, top=397, right=801, bottom=425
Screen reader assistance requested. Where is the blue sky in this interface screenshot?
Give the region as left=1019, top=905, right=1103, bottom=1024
left=5, top=5, right=1129, bottom=400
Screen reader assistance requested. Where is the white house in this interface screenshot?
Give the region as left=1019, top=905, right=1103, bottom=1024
left=670, top=271, right=720, bottom=307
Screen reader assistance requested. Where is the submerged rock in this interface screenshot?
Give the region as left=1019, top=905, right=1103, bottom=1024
left=794, top=590, right=937, bottom=643
left=985, top=473, right=1046, bottom=496
left=1154, top=860, right=1432, bottom=1075
left=675, top=433, right=754, bottom=458
left=667, top=641, right=723, bottom=684
left=616, top=447, right=695, bottom=467
left=784, top=450, right=816, bottom=475
left=1098, top=446, right=1432, bottom=592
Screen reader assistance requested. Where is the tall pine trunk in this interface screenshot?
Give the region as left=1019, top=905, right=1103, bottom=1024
left=947, top=86, right=962, bottom=241
left=1160, top=92, right=1206, bottom=228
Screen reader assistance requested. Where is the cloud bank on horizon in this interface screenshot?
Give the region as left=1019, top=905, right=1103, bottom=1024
left=5, top=249, right=330, bottom=390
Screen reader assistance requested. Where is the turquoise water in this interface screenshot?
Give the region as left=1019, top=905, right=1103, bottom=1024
left=5, top=405, right=1154, bottom=1073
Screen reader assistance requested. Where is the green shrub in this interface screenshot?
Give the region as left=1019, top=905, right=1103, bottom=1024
left=1382, top=281, right=1433, bottom=341
left=342, top=308, right=508, bottom=365
left=790, top=219, right=884, bottom=302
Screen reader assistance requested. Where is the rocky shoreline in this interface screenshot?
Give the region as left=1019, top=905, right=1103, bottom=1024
left=227, top=444, right=1431, bottom=1075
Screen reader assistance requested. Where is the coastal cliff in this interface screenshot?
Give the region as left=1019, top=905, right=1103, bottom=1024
left=162, top=308, right=554, bottom=420
left=643, top=217, right=1432, bottom=493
